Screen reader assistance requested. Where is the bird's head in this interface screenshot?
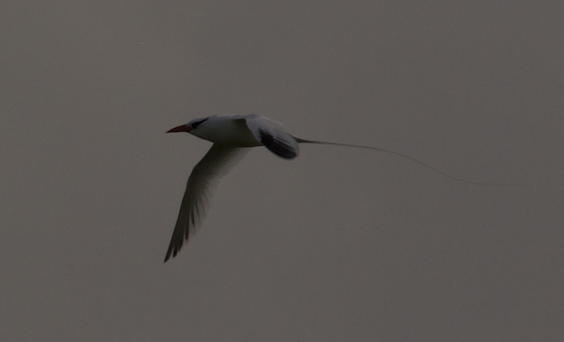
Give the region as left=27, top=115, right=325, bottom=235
left=166, top=117, right=209, bottom=134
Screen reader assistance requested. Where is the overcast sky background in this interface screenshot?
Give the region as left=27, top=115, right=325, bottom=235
left=2, top=1, right=563, bottom=341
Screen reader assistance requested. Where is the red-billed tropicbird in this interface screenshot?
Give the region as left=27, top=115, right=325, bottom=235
left=164, top=114, right=504, bottom=261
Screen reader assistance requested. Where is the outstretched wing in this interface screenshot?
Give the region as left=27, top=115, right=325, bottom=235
left=164, top=144, right=249, bottom=262
left=242, top=114, right=300, bottom=159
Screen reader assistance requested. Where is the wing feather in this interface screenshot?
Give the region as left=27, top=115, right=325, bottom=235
left=164, top=144, right=249, bottom=262
left=242, top=114, right=300, bottom=159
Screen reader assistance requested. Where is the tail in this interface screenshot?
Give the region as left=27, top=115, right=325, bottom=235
left=294, top=137, right=517, bottom=186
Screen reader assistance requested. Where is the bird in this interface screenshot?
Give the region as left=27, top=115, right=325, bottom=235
left=164, top=114, right=508, bottom=261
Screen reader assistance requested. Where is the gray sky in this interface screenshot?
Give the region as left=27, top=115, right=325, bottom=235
left=2, top=1, right=563, bottom=341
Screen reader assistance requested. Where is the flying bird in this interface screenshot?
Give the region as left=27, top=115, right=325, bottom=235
left=164, top=114, right=503, bottom=261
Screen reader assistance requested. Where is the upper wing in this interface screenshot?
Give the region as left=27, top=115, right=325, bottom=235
left=164, top=144, right=249, bottom=262
left=241, top=114, right=300, bottom=159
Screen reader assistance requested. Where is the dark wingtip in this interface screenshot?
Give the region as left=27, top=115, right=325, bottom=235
left=164, top=246, right=181, bottom=263
left=163, top=247, right=175, bottom=263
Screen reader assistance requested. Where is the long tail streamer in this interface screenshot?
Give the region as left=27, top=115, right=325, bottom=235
left=294, top=137, right=517, bottom=186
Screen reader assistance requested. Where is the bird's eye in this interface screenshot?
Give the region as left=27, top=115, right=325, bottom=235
left=191, top=118, right=208, bottom=129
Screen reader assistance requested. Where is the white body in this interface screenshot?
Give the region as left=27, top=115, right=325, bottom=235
left=190, top=115, right=262, bottom=146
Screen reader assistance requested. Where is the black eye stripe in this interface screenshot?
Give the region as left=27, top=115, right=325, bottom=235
left=191, top=117, right=209, bottom=129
